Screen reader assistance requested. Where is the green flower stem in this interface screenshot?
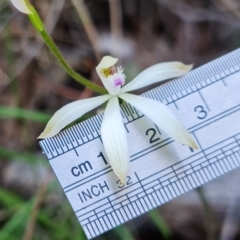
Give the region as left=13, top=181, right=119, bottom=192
left=39, top=30, right=107, bottom=94
left=27, top=8, right=107, bottom=95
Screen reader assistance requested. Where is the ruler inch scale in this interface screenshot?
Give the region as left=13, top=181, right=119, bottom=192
left=40, top=49, right=240, bottom=239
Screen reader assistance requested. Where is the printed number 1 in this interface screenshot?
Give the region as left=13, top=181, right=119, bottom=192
left=97, top=152, right=108, bottom=165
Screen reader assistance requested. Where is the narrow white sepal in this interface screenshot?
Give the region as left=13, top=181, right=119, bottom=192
left=10, top=0, right=32, bottom=14
left=119, top=93, right=198, bottom=149
left=121, top=62, right=193, bottom=93
left=38, top=95, right=111, bottom=138
left=101, top=96, right=129, bottom=184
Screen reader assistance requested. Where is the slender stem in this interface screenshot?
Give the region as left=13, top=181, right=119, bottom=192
left=40, top=29, right=107, bottom=94
left=27, top=13, right=107, bottom=95
left=196, top=187, right=215, bottom=240
left=109, top=0, right=123, bottom=59
left=70, top=0, right=101, bottom=61
left=23, top=170, right=52, bottom=240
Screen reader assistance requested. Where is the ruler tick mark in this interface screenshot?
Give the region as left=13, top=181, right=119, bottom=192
left=173, top=100, right=178, bottom=109
left=107, top=197, right=121, bottom=225
left=198, top=90, right=210, bottom=111
left=222, top=78, right=227, bottom=86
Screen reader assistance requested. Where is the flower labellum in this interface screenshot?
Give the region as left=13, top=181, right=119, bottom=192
left=10, top=0, right=32, bottom=14
left=38, top=56, right=198, bottom=184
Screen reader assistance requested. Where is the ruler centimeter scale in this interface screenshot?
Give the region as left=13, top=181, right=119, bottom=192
left=40, top=49, right=240, bottom=239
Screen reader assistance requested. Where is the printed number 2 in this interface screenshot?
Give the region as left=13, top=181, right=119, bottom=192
left=146, top=128, right=160, bottom=143
left=117, top=176, right=132, bottom=188
left=194, top=105, right=208, bottom=119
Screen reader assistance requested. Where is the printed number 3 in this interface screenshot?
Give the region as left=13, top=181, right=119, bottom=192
left=194, top=105, right=208, bottom=119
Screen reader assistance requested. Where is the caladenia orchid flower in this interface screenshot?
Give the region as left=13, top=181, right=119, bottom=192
left=38, top=56, right=198, bottom=183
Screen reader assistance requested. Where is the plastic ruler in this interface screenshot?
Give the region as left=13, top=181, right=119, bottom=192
left=40, top=49, right=240, bottom=239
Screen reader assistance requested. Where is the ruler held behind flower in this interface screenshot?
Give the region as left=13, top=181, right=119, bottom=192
left=40, top=49, right=240, bottom=239
left=38, top=56, right=197, bottom=184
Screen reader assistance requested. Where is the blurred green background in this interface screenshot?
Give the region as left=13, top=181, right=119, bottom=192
left=0, top=0, right=240, bottom=239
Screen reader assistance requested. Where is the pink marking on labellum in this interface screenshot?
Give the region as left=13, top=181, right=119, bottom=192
left=114, top=76, right=125, bottom=86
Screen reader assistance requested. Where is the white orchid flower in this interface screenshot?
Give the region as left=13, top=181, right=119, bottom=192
left=10, top=0, right=32, bottom=14
left=38, top=56, right=198, bottom=183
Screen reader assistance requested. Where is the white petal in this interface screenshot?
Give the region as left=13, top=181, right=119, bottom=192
left=96, top=56, right=118, bottom=69
left=96, top=56, right=120, bottom=95
left=38, top=95, right=111, bottom=138
left=10, top=0, right=32, bottom=14
left=101, top=96, right=129, bottom=183
left=119, top=93, right=198, bottom=149
left=121, top=62, right=193, bottom=93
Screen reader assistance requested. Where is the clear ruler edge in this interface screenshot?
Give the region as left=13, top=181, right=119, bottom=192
left=39, top=48, right=240, bottom=239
